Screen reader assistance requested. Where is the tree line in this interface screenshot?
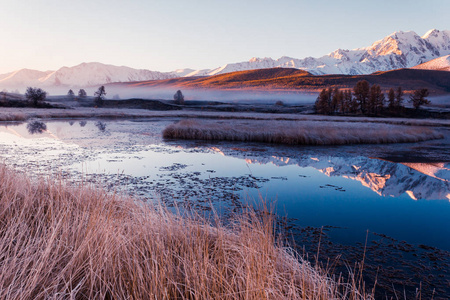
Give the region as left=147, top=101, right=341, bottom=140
left=314, top=80, right=430, bottom=116
left=18, top=86, right=186, bottom=108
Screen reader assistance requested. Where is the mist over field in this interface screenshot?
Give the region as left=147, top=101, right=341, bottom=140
left=110, top=86, right=319, bottom=103
left=43, top=85, right=318, bottom=104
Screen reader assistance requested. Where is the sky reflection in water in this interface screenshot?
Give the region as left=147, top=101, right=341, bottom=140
left=0, top=119, right=448, bottom=251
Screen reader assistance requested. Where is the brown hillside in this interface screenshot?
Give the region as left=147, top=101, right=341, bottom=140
left=115, top=68, right=450, bottom=94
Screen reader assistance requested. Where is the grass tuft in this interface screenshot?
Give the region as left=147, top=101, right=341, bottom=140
left=0, top=165, right=373, bottom=299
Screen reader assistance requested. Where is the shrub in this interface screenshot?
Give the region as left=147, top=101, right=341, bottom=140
left=25, top=87, right=47, bottom=107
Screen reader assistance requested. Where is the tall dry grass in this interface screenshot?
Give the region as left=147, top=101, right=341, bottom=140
left=0, top=165, right=372, bottom=299
left=0, top=112, right=27, bottom=122
left=163, top=119, right=443, bottom=145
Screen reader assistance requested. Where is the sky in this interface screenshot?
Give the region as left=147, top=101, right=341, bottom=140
left=0, top=0, right=448, bottom=74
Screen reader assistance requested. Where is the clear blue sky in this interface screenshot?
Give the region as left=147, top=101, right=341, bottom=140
left=1, top=0, right=448, bottom=73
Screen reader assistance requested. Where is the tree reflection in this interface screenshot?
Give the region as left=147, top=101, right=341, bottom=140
left=95, top=121, right=106, bottom=132
left=26, top=121, right=47, bottom=134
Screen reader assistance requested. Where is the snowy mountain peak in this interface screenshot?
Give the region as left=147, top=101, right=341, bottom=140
left=180, top=29, right=450, bottom=77
left=1, top=29, right=449, bottom=88
left=249, top=57, right=271, bottom=63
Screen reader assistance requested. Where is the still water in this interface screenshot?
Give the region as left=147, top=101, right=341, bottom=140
left=0, top=119, right=449, bottom=252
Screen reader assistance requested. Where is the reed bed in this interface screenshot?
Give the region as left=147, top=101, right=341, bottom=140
left=0, top=165, right=372, bottom=299
left=163, top=119, right=443, bottom=145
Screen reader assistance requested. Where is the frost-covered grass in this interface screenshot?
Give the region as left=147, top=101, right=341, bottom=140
left=0, top=165, right=371, bottom=299
left=0, top=106, right=449, bottom=128
left=163, top=119, right=444, bottom=145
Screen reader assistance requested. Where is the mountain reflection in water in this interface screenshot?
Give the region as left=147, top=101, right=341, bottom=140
left=208, top=147, right=450, bottom=201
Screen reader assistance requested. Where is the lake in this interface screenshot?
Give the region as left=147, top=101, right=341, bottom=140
left=0, top=118, right=449, bottom=296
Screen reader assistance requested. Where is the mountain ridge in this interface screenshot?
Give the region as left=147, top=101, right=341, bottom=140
left=117, top=67, right=450, bottom=94
left=412, top=55, right=450, bottom=71
left=195, top=29, right=450, bottom=76
left=0, top=29, right=449, bottom=89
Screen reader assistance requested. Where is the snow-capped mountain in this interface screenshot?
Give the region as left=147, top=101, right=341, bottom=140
left=1, top=29, right=449, bottom=89
left=0, top=69, right=53, bottom=88
left=185, top=29, right=450, bottom=76
left=412, top=54, right=450, bottom=71
left=43, top=63, right=176, bottom=87
left=0, top=62, right=176, bottom=89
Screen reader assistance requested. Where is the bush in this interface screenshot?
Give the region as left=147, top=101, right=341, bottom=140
left=25, top=87, right=47, bottom=107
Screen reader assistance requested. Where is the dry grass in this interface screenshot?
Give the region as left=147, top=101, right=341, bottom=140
left=0, top=165, right=372, bottom=299
left=0, top=107, right=449, bottom=129
left=163, top=119, right=444, bottom=145
left=0, top=112, right=27, bottom=121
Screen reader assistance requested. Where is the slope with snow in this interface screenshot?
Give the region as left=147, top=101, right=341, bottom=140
left=183, top=29, right=450, bottom=76
left=412, top=55, right=450, bottom=71
left=0, top=63, right=176, bottom=89
left=0, top=69, right=53, bottom=88
left=0, top=29, right=449, bottom=88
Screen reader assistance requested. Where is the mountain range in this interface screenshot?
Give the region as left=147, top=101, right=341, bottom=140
left=0, top=29, right=449, bottom=89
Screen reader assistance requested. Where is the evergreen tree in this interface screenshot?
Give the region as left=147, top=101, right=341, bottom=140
left=173, top=90, right=185, bottom=104
left=78, top=89, right=87, bottom=98
left=395, top=86, right=404, bottom=112
left=314, top=88, right=332, bottom=115
left=67, top=89, right=75, bottom=100
left=368, top=84, right=384, bottom=115
left=94, top=86, right=106, bottom=107
left=409, top=88, right=430, bottom=110
left=388, top=88, right=396, bottom=112
left=331, top=88, right=343, bottom=114
left=375, top=85, right=385, bottom=115
left=353, top=80, right=370, bottom=114
left=343, top=90, right=355, bottom=114
left=368, top=85, right=377, bottom=115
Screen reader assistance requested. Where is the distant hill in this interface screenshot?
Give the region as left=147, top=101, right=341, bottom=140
left=115, top=67, right=450, bottom=94
left=413, top=55, right=450, bottom=71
